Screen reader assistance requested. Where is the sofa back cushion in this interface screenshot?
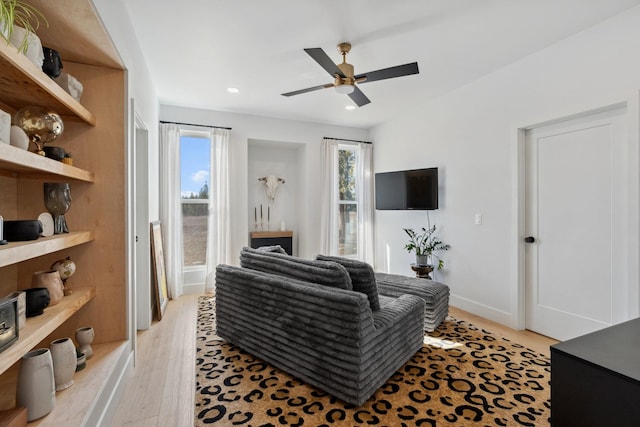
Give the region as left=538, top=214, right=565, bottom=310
left=316, top=255, right=380, bottom=311
left=239, top=247, right=353, bottom=290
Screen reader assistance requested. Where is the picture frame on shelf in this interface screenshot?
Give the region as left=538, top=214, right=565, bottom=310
left=150, top=221, right=168, bottom=320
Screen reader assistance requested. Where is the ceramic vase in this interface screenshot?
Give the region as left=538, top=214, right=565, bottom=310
left=75, top=326, right=94, bottom=359
left=50, top=337, right=76, bottom=391
left=16, top=348, right=56, bottom=421
left=9, top=125, right=29, bottom=150
left=31, top=270, right=64, bottom=306
left=44, top=183, right=72, bottom=234
left=416, top=254, right=431, bottom=267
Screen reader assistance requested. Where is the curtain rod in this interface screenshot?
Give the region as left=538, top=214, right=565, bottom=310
left=323, top=136, right=372, bottom=144
left=159, top=120, right=232, bottom=130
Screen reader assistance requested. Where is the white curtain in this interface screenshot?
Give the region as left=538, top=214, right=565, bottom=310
left=159, top=123, right=184, bottom=299
left=359, top=142, right=375, bottom=265
left=319, top=137, right=374, bottom=263
left=320, top=138, right=339, bottom=255
left=205, top=128, right=231, bottom=293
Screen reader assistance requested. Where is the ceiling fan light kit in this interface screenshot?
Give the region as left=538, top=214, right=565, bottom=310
left=335, top=84, right=354, bottom=95
left=282, top=41, right=419, bottom=107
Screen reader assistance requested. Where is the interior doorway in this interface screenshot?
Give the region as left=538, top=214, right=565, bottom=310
left=523, top=106, right=628, bottom=341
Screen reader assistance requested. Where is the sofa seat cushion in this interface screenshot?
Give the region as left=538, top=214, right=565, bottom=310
left=240, top=246, right=353, bottom=290
left=316, top=255, right=380, bottom=311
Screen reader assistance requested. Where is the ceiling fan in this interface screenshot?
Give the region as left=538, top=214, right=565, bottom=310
left=281, top=42, right=419, bottom=107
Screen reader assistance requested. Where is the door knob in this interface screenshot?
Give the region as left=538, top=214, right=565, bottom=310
left=524, top=236, right=535, bottom=243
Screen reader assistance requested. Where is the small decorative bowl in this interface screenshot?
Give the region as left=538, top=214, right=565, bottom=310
left=43, top=146, right=65, bottom=161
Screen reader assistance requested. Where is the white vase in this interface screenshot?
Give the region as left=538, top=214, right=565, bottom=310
left=50, top=337, right=76, bottom=391
left=9, top=125, right=29, bottom=150
left=75, top=326, right=94, bottom=359
left=17, top=348, right=56, bottom=421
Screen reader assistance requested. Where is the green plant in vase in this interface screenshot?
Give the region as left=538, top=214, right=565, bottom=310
left=403, top=225, right=450, bottom=270
left=0, top=0, right=47, bottom=53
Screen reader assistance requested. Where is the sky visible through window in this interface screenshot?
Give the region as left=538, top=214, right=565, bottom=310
left=180, top=136, right=210, bottom=198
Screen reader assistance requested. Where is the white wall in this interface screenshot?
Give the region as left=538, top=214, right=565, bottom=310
left=160, top=105, right=369, bottom=262
left=372, top=6, right=640, bottom=327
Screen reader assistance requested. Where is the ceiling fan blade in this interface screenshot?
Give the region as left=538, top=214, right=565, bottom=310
left=304, top=48, right=345, bottom=78
left=281, top=83, right=334, bottom=97
left=348, top=86, right=371, bottom=107
left=355, top=62, right=419, bottom=83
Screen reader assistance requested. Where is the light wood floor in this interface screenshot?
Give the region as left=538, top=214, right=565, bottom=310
left=108, top=294, right=558, bottom=427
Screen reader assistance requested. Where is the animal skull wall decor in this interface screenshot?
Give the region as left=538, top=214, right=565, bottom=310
left=259, top=175, right=285, bottom=202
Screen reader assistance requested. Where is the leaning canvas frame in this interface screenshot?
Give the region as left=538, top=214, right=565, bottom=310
left=150, top=221, right=169, bottom=320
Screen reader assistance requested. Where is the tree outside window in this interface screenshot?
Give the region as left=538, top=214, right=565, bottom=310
left=180, top=134, right=210, bottom=267
left=338, top=146, right=358, bottom=257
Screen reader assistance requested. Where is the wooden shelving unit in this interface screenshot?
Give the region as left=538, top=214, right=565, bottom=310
left=0, top=1, right=128, bottom=422
left=0, top=287, right=96, bottom=375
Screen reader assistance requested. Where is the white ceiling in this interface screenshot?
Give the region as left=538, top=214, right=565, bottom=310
left=124, top=0, right=640, bottom=129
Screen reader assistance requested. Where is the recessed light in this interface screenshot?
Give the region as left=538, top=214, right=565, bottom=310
left=227, top=87, right=239, bottom=94
left=345, top=105, right=356, bottom=111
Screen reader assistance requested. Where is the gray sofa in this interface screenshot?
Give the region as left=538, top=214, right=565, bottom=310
left=215, top=247, right=425, bottom=406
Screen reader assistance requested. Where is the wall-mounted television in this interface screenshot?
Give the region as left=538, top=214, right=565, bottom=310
left=375, top=167, right=438, bottom=210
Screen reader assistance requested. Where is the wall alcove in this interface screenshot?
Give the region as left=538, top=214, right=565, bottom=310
left=247, top=139, right=305, bottom=255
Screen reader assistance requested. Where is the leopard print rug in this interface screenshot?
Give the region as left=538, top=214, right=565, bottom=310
left=195, top=296, right=550, bottom=426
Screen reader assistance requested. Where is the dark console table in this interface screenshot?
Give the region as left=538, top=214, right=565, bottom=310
left=250, top=231, right=293, bottom=255
left=551, top=317, right=640, bottom=426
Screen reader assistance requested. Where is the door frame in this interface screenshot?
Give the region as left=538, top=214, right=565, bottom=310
left=512, top=99, right=640, bottom=331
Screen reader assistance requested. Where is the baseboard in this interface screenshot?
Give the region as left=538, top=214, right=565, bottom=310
left=183, top=283, right=204, bottom=295
left=87, top=343, right=134, bottom=427
left=449, top=294, right=518, bottom=329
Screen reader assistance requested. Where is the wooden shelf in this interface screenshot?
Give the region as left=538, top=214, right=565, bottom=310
left=0, top=143, right=94, bottom=182
left=0, top=287, right=96, bottom=376
left=0, top=39, right=95, bottom=125
left=0, top=232, right=94, bottom=268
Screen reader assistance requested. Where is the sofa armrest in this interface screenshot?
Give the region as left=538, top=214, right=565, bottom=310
left=372, top=294, right=425, bottom=330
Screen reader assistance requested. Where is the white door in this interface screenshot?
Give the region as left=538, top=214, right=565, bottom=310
left=525, top=107, right=628, bottom=341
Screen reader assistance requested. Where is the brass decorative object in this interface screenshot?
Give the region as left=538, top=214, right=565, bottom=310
left=13, top=106, right=64, bottom=155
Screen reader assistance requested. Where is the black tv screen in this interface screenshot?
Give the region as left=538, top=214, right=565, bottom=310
left=375, top=167, right=438, bottom=210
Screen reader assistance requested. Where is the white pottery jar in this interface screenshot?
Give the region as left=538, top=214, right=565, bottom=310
left=75, top=326, right=94, bottom=359
left=50, top=337, right=76, bottom=391
left=9, top=125, right=29, bottom=150
left=17, top=348, right=56, bottom=421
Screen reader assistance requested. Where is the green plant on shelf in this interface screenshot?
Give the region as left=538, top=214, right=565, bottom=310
left=0, top=0, right=47, bottom=53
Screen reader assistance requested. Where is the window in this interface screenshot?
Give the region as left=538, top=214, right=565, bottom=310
left=180, top=133, right=211, bottom=267
left=337, top=145, right=360, bottom=257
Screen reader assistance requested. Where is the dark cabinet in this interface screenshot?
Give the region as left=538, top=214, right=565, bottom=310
left=250, top=231, right=293, bottom=255
left=551, top=317, right=640, bottom=426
